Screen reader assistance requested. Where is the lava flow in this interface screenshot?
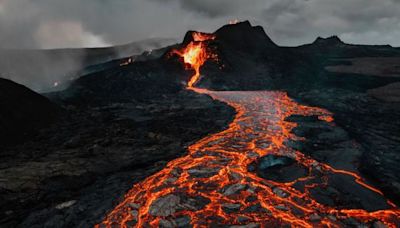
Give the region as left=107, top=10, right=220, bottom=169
left=97, top=34, right=400, bottom=227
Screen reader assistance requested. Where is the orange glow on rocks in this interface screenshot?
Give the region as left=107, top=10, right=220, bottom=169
left=172, top=32, right=216, bottom=87
left=192, top=32, right=216, bottom=42
left=97, top=89, right=399, bottom=227
left=173, top=42, right=208, bottom=87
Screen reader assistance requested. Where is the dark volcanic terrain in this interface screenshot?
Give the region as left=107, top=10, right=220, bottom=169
left=1, top=21, right=400, bottom=227
left=0, top=38, right=175, bottom=92
left=0, top=53, right=234, bottom=227
left=196, top=21, right=400, bottom=206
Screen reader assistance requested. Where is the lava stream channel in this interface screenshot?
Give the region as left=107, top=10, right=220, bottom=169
left=97, top=89, right=400, bottom=227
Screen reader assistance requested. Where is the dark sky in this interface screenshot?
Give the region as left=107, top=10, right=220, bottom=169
left=1, top=0, right=400, bottom=49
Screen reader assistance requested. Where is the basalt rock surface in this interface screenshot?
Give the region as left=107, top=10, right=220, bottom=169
left=250, top=155, right=308, bottom=183
left=285, top=114, right=391, bottom=211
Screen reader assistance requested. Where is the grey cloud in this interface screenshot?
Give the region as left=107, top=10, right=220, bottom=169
left=1, top=0, right=400, bottom=49
left=257, top=0, right=400, bottom=45
left=2, top=0, right=400, bottom=92
left=0, top=0, right=190, bottom=48
left=177, top=0, right=252, bottom=17
left=151, top=0, right=262, bottom=17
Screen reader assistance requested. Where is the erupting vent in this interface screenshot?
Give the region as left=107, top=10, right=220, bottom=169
left=172, top=32, right=217, bottom=88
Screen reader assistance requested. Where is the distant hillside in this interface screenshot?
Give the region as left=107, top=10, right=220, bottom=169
left=0, top=38, right=176, bottom=92
left=0, top=78, right=60, bottom=146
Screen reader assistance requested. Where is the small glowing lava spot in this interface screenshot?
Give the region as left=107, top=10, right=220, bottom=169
left=318, top=115, right=334, bottom=123
left=192, top=32, right=216, bottom=42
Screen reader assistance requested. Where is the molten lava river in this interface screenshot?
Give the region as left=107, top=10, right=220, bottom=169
left=97, top=34, right=399, bottom=227
left=97, top=89, right=400, bottom=227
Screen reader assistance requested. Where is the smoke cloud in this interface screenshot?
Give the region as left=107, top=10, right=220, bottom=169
left=1, top=0, right=400, bottom=48
left=1, top=0, right=400, bottom=91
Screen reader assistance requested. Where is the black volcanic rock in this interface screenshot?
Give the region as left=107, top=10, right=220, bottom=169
left=214, top=21, right=277, bottom=51
left=295, top=89, right=400, bottom=205
left=198, top=20, right=400, bottom=91
left=0, top=78, right=60, bottom=146
left=182, top=31, right=196, bottom=44
left=193, top=21, right=286, bottom=90
left=181, top=31, right=206, bottom=45
left=56, top=58, right=186, bottom=106
left=251, top=155, right=308, bottom=183
left=312, top=36, right=345, bottom=46
left=182, top=21, right=277, bottom=52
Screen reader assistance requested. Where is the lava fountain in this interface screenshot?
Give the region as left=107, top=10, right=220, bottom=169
left=96, top=32, right=400, bottom=227
left=172, top=32, right=217, bottom=87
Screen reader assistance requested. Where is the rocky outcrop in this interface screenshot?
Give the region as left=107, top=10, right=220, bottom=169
left=214, top=21, right=278, bottom=51
left=250, top=155, right=308, bottom=183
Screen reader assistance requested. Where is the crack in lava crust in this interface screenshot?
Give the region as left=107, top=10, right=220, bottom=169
left=97, top=89, right=399, bottom=227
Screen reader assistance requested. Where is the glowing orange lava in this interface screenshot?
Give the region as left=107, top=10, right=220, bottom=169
left=97, top=88, right=399, bottom=227
left=96, top=36, right=399, bottom=228
left=192, top=32, right=216, bottom=42
left=172, top=32, right=216, bottom=87
left=173, top=42, right=207, bottom=87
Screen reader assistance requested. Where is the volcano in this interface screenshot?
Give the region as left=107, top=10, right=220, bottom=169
left=1, top=21, right=400, bottom=227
